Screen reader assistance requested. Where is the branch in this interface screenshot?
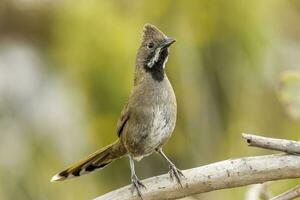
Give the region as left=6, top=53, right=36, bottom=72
left=270, top=185, right=300, bottom=200
left=242, top=133, right=300, bottom=154
left=94, top=154, right=300, bottom=200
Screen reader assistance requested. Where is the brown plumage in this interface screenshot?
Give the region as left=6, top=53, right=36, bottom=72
left=51, top=141, right=126, bottom=181
left=51, top=24, right=183, bottom=199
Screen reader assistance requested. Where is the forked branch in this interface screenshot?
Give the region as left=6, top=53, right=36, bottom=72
left=94, top=134, right=300, bottom=200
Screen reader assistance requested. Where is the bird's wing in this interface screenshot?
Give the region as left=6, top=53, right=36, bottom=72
left=116, top=102, right=130, bottom=137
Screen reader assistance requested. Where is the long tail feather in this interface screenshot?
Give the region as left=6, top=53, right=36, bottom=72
left=51, top=140, right=126, bottom=182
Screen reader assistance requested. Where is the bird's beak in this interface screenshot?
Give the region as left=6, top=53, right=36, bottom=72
left=161, top=37, right=176, bottom=49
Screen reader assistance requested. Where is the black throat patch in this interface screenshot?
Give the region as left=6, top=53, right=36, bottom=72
left=144, top=48, right=168, bottom=82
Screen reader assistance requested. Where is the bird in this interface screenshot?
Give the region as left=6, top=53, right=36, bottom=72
left=51, top=23, right=183, bottom=198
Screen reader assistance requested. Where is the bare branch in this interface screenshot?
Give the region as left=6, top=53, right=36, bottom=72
left=242, top=133, right=300, bottom=154
left=94, top=154, right=300, bottom=200
left=270, top=185, right=300, bottom=200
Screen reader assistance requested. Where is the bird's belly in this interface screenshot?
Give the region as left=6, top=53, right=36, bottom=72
left=144, top=111, right=173, bottom=150
left=125, top=106, right=176, bottom=160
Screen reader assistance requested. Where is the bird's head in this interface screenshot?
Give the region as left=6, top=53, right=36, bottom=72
left=136, top=24, right=175, bottom=80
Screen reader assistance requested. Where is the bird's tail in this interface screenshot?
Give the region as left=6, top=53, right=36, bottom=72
left=51, top=140, right=126, bottom=182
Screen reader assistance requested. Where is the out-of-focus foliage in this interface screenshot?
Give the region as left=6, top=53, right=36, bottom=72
left=0, top=0, right=300, bottom=199
left=279, top=71, right=300, bottom=120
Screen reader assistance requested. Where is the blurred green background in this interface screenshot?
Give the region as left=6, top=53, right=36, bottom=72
left=0, top=0, right=300, bottom=199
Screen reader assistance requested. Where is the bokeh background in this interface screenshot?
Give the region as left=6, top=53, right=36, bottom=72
left=0, top=0, right=300, bottom=199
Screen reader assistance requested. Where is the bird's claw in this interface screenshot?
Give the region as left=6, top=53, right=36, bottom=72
left=169, top=164, right=185, bottom=186
left=131, top=174, right=146, bottom=199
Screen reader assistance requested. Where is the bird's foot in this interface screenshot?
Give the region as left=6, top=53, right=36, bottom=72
left=169, top=164, right=185, bottom=186
left=131, top=174, right=146, bottom=199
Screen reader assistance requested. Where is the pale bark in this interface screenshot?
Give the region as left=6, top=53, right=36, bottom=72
left=242, top=133, right=300, bottom=154
left=94, top=154, right=300, bottom=200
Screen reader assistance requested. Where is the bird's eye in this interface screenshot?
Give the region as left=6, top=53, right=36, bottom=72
left=147, top=42, right=154, bottom=49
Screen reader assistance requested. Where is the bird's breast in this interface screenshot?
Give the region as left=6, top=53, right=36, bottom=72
left=124, top=78, right=177, bottom=159
left=148, top=105, right=176, bottom=144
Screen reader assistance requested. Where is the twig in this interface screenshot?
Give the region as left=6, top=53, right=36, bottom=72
left=94, top=154, right=300, bottom=200
left=245, top=183, right=272, bottom=200
left=242, top=133, right=300, bottom=154
left=270, top=185, right=300, bottom=200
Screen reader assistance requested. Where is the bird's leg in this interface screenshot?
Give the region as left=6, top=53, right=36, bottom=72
left=129, top=155, right=146, bottom=199
left=158, top=148, right=184, bottom=185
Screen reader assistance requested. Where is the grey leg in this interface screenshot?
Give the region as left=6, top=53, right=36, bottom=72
left=158, top=148, right=184, bottom=185
left=129, top=155, right=145, bottom=199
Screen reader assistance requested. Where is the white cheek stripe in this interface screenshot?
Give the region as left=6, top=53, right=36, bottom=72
left=147, top=47, right=161, bottom=68
left=163, top=56, right=168, bottom=69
